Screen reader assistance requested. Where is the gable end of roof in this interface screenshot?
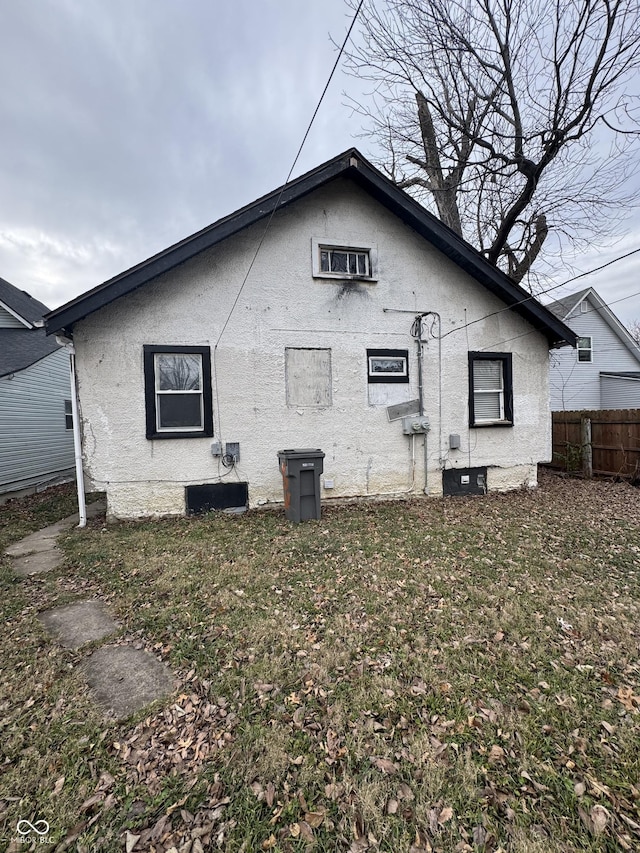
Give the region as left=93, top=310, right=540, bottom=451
left=45, top=149, right=576, bottom=348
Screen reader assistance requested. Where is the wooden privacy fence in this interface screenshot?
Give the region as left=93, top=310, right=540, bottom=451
left=551, top=409, right=640, bottom=480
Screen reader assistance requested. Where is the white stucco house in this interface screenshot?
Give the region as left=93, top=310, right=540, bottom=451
left=546, top=288, right=640, bottom=411
left=0, top=277, right=75, bottom=496
left=46, top=149, right=575, bottom=519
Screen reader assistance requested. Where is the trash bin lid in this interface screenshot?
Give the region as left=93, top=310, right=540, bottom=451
left=277, top=448, right=325, bottom=459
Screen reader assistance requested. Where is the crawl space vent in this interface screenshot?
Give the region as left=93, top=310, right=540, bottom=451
left=185, top=483, right=248, bottom=514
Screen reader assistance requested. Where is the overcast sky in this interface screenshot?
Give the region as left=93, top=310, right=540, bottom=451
left=1, top=0, right=639, bottom=326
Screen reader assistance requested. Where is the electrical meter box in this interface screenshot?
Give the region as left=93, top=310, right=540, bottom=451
left=402, top=415, right=431, bottom=434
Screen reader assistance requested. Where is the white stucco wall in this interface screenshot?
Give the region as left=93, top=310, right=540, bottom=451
left=73, top=178, right=552, bottom=518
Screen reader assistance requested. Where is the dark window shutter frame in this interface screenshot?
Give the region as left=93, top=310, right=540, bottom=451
left=468, top=351, right=513, bottom=428
left=143, top=344, right=214, bottom=440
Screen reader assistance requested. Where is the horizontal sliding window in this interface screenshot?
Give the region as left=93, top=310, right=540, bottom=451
left=311, top=238, right=377, bottom=281
left=320, top=248, right=369, bottom=277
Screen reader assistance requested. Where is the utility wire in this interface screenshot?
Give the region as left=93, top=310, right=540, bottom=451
left=439, top=245, right=640, bottom=342
left=215, top=0, right=364, bottom=348
left=476, top=287, right=640, bottom=353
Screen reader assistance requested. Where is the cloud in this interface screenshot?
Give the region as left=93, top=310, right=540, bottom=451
left=0, top=0, right=638, bottom=327
left=0, top=0, right=361, bottom=308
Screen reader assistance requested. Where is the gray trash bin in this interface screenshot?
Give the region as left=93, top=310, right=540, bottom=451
left=277, top=448, right=325, bottom=522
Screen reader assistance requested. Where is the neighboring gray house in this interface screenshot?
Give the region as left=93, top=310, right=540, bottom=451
left=546, top=288, right=640, bottom=411
left=46, top=149, right=575, bottom=519
left=0, top=277, right=75, bottom=495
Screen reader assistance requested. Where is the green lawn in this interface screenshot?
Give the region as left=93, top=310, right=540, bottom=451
left=1, top=472, right=639, bottom=852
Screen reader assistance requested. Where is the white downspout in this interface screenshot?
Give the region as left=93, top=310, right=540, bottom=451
left=57, top=337, right=86, bottom=527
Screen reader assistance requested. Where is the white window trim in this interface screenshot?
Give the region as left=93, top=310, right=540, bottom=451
left=64, top=399, right=73, bottom=430
left=368, top=355, right=407, bottom=378
left=154, top=352, right=204, bottom=433
left=577, top=336, right=593, bottom=363
left=311, top=237, right=378, bottom=282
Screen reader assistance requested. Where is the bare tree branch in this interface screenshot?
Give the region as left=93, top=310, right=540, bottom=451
left=342, top=0, right=640, bottom=285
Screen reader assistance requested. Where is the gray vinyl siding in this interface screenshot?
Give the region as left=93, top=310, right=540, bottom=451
left=600, top=375, right=640, bottom=409
left=0, top=348, right=75, bottom=493
left=0, top=305, right=26, bottom=328
left=549, top=297, right=640, bottom=410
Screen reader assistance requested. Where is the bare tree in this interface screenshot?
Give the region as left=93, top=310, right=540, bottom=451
left=628, top=318, right=640, bottom=346
left=343, top=0, right=640, bottom=284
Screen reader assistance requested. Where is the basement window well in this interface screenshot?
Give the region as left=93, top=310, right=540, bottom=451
left=185, top=483, right=248, bottom=514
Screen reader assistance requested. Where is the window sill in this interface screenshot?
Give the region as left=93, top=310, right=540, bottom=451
left=471, top=420, right=513, bottom=428
left=146, top=430, right=212, bottom=440
left=312, top=272, right=378, bottom=283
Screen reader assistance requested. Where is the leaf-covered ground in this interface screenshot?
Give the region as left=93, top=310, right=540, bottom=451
left=1, top=471, right=639, bottom=852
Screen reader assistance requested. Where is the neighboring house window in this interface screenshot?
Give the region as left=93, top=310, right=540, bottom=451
left=64, top=400, right=73, bottom=430
left=367, top=349, right=409, bottom=383
left=580, top=301, right=588, bottom=313
left=577, top=336, right=593, bottom=363
left=285, top=348, right=332, bottom=407
left=468, top=352, right=513, bottom=427
left=311, top=238, right=377, bottom=281
left=143, top=345, right=213, bottom=439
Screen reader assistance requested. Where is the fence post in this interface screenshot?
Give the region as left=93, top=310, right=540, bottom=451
left=581, top=416, right=592, bottom=478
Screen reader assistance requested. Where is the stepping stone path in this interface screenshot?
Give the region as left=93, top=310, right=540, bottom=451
left=82, top=646, right=176, bottom=719
left=4, top=501, right=176, bottom=719
left=38, top=600, right=119, bottom=649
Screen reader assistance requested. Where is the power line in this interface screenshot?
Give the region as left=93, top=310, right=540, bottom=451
left=475, top=288, right=640, bottom=353
left=212, top=0, right=364, bottom=441
left=215, top=0, right=364, bottom=349
left=439, top=245, right=640, bottom=342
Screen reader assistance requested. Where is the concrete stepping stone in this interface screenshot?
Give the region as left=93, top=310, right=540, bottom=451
left=12, top=547, right=64, bottom=576
left=4, top=500, right=107, bottom=557
left=5, top=526, right=67, bottom=557
left=38, top=600, right=119, bottom=649
left=82, top=645, right=176, bottom=719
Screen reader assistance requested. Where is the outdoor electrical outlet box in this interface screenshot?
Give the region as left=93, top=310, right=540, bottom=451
left=211, top=441, right=222, bottom=457
left=323, top=478, right=334, bottom=489
left=225, top=442, right=240, bottom=464
left=449, top=433, right=461, bottom=450
left=402, top=415, right=431, bottom=435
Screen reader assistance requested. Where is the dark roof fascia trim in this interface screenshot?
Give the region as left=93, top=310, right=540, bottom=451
left=46, top=155, right=351, bottom=335
left=46, top=148, right=575, bottom=347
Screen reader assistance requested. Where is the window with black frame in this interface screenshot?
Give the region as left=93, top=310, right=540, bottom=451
left=143, top=345, right=214, bottom=439
left=367, top=349, right=409, bottom=384
left=468, top=352, right=513, bottom=426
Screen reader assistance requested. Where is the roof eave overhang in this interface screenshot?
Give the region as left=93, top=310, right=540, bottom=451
left=45, top=155, right=350, bottom=336
left=45, top=149, right=576, bottom=348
